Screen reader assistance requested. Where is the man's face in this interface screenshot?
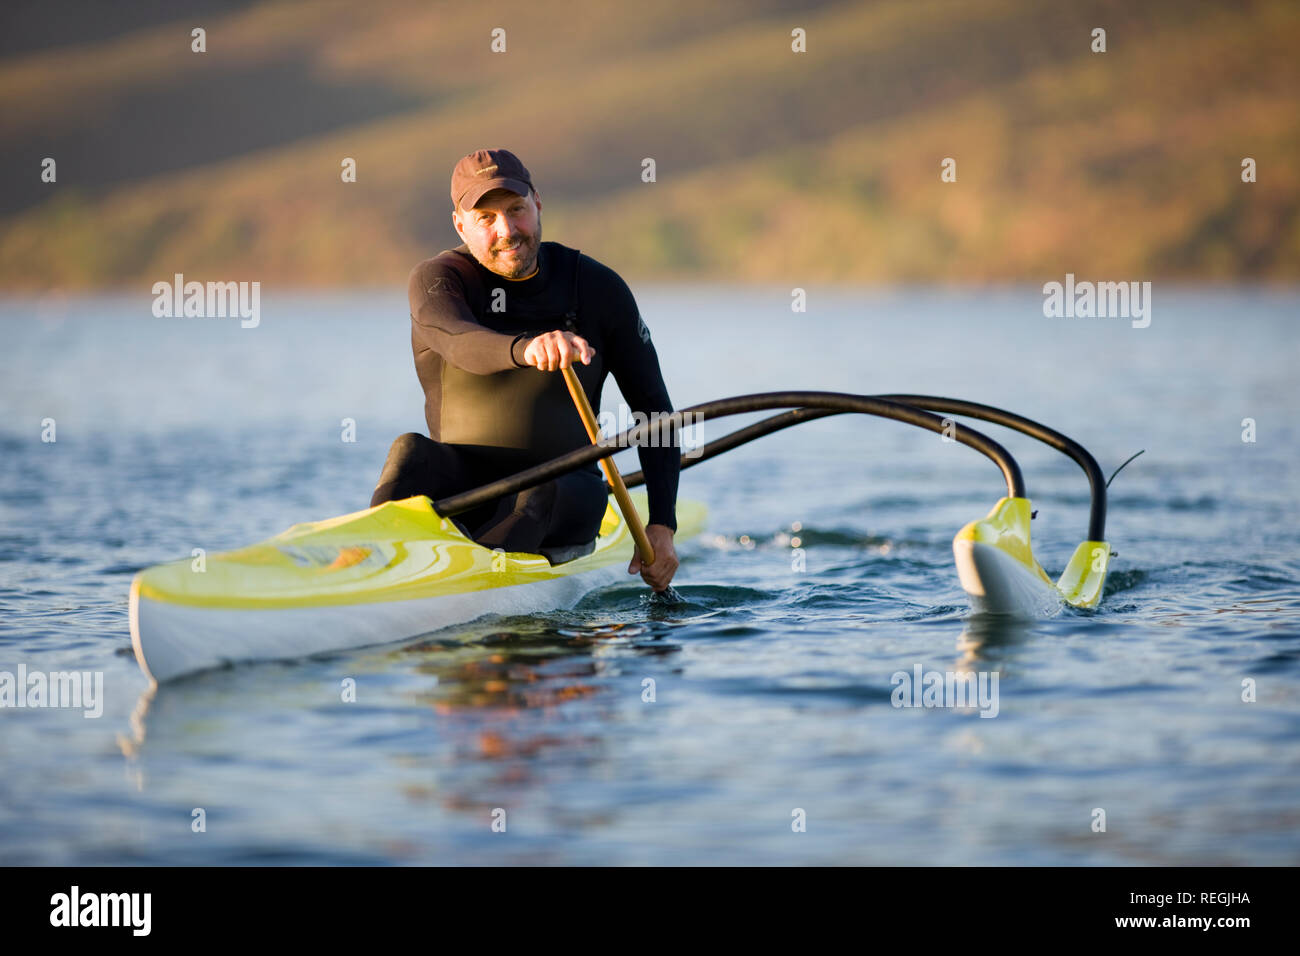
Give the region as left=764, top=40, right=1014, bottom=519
left=452, top=188, right=543, bottom=279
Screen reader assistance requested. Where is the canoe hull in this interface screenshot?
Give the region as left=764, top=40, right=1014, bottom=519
left=132, top=494, right=704, bottom=683
left=131, top=558, right=627, bottom=682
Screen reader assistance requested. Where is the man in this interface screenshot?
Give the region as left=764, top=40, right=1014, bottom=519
left=371, top=148, right=680, bottom=591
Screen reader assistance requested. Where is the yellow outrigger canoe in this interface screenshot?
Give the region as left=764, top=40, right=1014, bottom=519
left=131, top=390, right=1118, bottom=683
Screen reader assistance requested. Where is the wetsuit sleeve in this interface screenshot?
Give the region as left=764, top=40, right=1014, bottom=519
left=409, top=258, right=531, bottom=374
left=590, top=262, right=680, bottom=532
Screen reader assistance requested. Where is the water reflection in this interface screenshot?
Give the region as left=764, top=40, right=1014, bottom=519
left=116, top=615, right=691, bottom=825
left=397, top=619, right=678, bottom=714
left=116, top=681, right=156, bottom=791
left=390, top=620, right=685, bottom=818
left=954, top=613, right=1038, bottom=668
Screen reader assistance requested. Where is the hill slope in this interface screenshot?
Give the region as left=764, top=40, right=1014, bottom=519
left=0, top=0, right=1295, bottom=288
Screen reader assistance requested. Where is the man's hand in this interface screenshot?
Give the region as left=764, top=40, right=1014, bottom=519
left=629, top=523, right=678, bottom=592
left=523, top=330, right=594, bottom=371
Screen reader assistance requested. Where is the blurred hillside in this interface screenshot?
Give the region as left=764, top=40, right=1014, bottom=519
left=0, top=0, right=1296, bottom=289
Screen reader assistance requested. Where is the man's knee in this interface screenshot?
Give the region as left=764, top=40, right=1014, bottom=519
left=372, top=433, right=437, bottom=507
left=385, top=432, right=430, bottom=464
left=542, top=472, right=607, bottom=547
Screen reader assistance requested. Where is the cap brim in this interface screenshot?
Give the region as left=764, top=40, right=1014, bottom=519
left=458, top=178, right=532, bottom=210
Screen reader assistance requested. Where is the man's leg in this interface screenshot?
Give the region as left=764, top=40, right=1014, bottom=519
left=370, top=433, right=500, bottom=530
left=371, top=433, right=455, bottom=506
left=542, top=465, right=610, bottom=547
left=469, top=480, right=557, bottom=553
left=470, top=465, right=608, bottom=554
left=372, top=436, right=607, bottom=554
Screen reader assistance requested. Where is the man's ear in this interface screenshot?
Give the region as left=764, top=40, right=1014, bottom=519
left=451, top=209, right=464, bottom=238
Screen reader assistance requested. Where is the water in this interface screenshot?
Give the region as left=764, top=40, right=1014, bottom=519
left=1, top=285, right=1298, bottom=865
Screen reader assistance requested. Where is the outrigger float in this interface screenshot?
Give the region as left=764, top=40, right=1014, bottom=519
left=131, top=391, right=1114, bottom=683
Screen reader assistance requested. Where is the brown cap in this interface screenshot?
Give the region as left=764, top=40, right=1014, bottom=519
left=450, top=148, right=534, bottom=211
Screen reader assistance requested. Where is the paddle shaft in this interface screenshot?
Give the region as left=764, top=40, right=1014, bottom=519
left=560, top=365, right=655, bottom=566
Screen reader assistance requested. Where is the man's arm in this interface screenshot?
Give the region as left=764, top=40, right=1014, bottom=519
left=408, top=257, right=535, bottom=374
left=588, top=259, right=681, bottom=534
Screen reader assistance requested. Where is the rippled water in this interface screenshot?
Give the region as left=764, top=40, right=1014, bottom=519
left=2, top=286, right=1297, bottom=864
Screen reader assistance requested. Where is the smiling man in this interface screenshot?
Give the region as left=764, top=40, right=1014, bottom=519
left=371, top=148, right=680, bottom=590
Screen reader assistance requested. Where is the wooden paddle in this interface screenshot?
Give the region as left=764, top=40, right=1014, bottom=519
left=561, top=365, right=655, bottom=566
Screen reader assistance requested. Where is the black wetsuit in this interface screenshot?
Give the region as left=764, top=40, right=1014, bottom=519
left=371, top=241, right=679, bottom=554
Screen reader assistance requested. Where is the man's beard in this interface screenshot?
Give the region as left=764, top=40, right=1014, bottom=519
left=487, top=224, right=541, bottom=278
